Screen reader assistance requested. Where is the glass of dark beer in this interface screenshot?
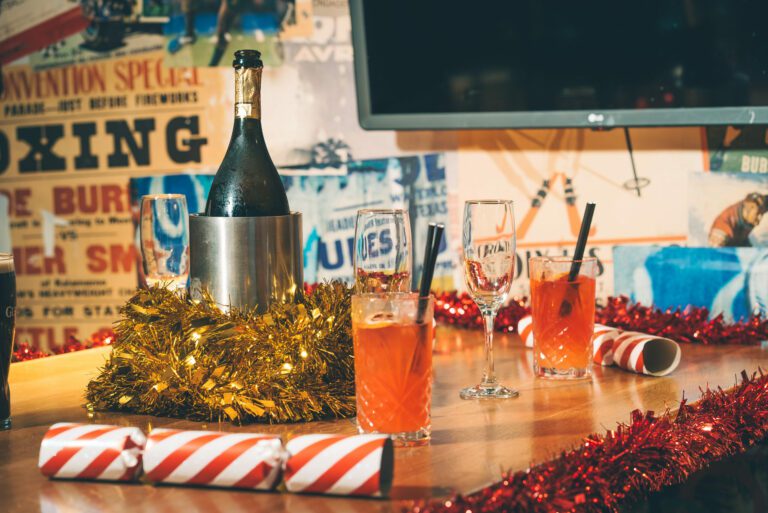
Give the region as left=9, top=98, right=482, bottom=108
left=1, top=253, right=15, bottom=430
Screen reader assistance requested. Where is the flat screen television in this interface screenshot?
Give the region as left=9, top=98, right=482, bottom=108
left=350, top=0, right=768, bottom=129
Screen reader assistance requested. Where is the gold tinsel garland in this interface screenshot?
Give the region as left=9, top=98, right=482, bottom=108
left=86, top=283, right=355, bottom=424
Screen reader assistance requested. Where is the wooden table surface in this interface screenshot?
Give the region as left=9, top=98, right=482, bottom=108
left=1, top=327, right=766, bottom=512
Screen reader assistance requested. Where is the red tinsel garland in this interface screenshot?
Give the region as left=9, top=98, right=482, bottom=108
left=434, top=291, right=529, bottom=333
left=408, top=370, right=768, bottom=513
left=11, top=329, right=115, bottom=363
left=434, top=292, right=768, bottom=346
left=13, top=293, right=768, bottom=362
left=11, top=343, right=48, bottom=362
left=595, top=296, right=768, bottom=346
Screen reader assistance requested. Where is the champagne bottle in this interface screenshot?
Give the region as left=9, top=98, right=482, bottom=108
left=205, top=50, right=290, bottom=217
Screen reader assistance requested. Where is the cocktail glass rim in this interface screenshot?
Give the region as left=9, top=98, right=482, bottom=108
left=351, top=292, right=432, bottom=300
left=529, top=255, right=597, bottom=265
left=356, top=208, right=409, bottom=215
left=141, top=193, right=186, bottom=200
left=464, top=199, right=514, bottom=205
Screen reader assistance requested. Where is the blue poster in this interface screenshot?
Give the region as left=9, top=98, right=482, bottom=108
left=131, top=174, right=214, bottom=216
left=283, top=153, right=453, bottom=288
left=614, top=245, right=768, bottom=321
left=129, top=153, right=454, bottom=289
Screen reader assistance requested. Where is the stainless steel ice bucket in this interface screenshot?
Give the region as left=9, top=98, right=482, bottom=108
left=189, top=212, right=303, bottom=312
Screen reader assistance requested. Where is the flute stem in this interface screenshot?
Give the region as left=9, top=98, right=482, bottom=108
left=481, top=313, right=497, bottom=386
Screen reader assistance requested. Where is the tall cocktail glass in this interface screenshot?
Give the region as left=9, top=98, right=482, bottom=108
left=351, top=293, right=434, bottom=447
left=353, top=209, right=412, bottom=293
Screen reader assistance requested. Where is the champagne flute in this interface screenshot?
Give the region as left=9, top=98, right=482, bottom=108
left=353, top=209, right=412, bottom=293
left=140, top=194, right=190, bottom=291
left=460, top=200, right=518, bottom=399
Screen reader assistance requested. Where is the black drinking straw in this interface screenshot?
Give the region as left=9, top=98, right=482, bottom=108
left=560, top=203, right=595, bottom=316
left=419, top=224, right=436, bottom=293
left=417, top=223, right=444, bottom=323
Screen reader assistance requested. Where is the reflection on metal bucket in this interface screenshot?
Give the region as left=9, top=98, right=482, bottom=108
left=189, top=213, right=303, bottom=313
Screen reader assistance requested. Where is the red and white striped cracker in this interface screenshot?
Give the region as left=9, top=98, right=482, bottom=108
left=592, top=324, right=621, bottom=366
left=610, top=331, right=682, bottom=377
left=518, top=314, right=534, bottom=348
left=284, top=434, right=394, bottom=497
left=38, top=423, right=146, bottom=481
left=143, top=428, right=283, bottom=490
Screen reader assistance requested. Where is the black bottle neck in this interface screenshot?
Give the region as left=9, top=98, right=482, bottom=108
left=231, top=117, right=265, bottom=142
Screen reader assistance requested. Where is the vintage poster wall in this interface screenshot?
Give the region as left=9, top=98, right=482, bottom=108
left=0, top=53, right=229, bottom=349
left=1, top=0, right=714, bottom=351
left=457, top=128, right=702, bottom=299
left=129, top=153, right=455, bottom=291
left=163, top=0, right=400, bottom=167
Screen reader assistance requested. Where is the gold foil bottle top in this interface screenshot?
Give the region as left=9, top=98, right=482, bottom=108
left=234, top=66, right=262, bottom=119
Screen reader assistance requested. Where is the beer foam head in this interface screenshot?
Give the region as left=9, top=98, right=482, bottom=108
left=0, top=255, right=13, bottom=273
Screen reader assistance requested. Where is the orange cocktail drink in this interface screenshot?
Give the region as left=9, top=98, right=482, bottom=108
left=530, top=257, right=596, bottom=379
left=351, top=294, right=434, bottom=446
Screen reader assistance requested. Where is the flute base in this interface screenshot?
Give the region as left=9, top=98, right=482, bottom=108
left=459, top=383, right=519, bottom=400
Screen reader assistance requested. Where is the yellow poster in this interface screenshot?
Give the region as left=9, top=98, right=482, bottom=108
left=0, top=52, right=229, bottom=349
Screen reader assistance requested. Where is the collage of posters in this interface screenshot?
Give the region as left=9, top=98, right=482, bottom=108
left=615, top=128, right=768, bottom=319
left=129, top=153, right=455, bottom=292
left=456, top=128, right=696, bottom=299
left=0, top=0, right=412, bottom=349
left=3, top=0, right=768, bottom=350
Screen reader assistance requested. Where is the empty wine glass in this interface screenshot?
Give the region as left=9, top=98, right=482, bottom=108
left=140, top=194, right=190, bottom=291
left=460, top=200, right=518, bottom=399
left=353, top=209, right=412, bottom=293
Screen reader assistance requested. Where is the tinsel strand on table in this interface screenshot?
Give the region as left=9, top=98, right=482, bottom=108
left=14, top=292, right=768, bottom=363
left=408, top=369, right=768, bottom=513
left=12, top=329, right=115, bottom=362
left=595, top=295, right=768, bottom=345
left=85, top=282, right=355, bottom=424
left=433, top=291, right=529, bottom=333
left=434, top=292, right=768, bottom=345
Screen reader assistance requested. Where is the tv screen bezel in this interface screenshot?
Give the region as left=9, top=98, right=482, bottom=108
left=349, top=0, right=768, bottom=130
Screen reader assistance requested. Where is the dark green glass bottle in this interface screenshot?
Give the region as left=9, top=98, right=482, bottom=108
left=205, top=50, right=290, bottom=217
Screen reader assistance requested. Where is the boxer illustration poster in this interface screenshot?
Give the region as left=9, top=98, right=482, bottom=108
left=688, top=171, right=768, bottom=247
